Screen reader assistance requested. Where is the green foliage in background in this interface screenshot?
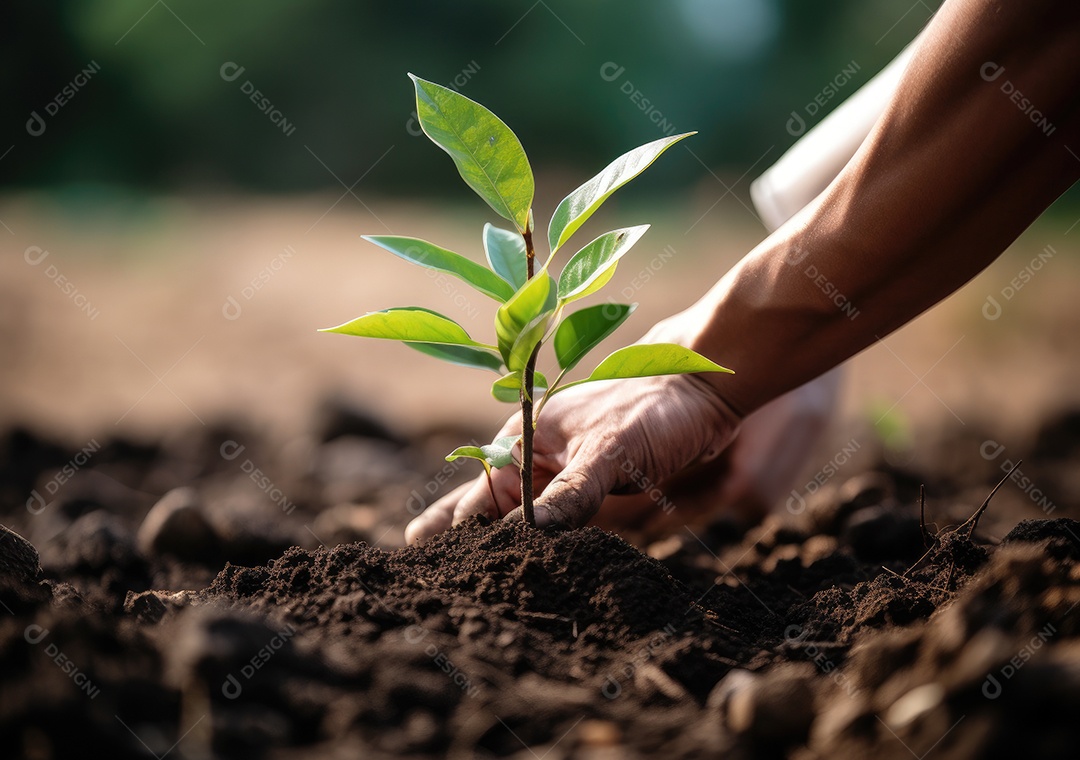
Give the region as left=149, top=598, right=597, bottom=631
left=3, top=0, right=944, bottom=195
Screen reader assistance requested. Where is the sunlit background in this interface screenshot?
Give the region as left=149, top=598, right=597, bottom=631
left=4, top=0, right=1080, bottom=510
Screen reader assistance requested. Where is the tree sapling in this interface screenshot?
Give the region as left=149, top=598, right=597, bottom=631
left=322, top=75, right=732, bottom=527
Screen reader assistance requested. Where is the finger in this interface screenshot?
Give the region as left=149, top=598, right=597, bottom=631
left=528, top=451, right=620, bottom=529
left=451, top=463, right=521, bottom=526
left=404, top=481, right=475, bottom=544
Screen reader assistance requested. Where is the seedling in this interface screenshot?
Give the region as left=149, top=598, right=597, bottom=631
left=322, top=75, right=732, bottom=526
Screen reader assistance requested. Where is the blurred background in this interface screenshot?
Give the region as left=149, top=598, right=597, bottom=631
left=3, top=0, right=1080, bottom=541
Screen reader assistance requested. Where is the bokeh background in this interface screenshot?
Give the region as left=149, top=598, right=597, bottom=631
left=3, top=0, right=1080, bottom=526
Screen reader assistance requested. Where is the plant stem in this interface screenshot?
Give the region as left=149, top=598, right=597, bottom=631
left=520, top=224, right=537, bottom=527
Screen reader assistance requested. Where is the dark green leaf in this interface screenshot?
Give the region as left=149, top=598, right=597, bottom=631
left=410, top=74, right=534, bottom=231
left=407, top=343, right=504, bottom=372
left=491, top=371, right=549, bottom=403
left=553, top=303, right=635, bottom=371
left=494, top=270, right=555, bottom=367
left=483, top=224, right=529, bottom=290
left=547, top=132, right=695, bottom=254
left=558, top=226, right=649, bottom=303
left=363, top=235, right=514, bottom=302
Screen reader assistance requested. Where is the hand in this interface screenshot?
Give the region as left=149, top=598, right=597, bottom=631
left=404, top=371, right=742, bottom=542
left=403, top=366, right=842, bottom=543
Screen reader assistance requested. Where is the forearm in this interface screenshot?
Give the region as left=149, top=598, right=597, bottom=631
left=681, top=0, right=1080, bottom=416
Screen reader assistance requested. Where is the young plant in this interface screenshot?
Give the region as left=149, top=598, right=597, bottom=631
left=321, top=75, right=732, bottom=527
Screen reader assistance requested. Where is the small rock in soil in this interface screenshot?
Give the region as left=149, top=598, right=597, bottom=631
left=137, top=487, right=219, bottom=562
left=841, top=504, right=924, bottom=562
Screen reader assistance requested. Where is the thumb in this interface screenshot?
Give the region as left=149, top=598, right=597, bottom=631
left=516, top=452, right=619, bottom=529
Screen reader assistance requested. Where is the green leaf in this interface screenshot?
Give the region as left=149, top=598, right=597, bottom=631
left=555, top=344, right=732, bottom=393
left=407, top=342, right=504, bottom=373
left=482, top=435, right=521, bottom=468
left=507, top=312, right=552, bottom=373
left=547, top=132, right=695, bottom=255
left=491, top=371, right=549, bottom=403
left=320, top=306, right=494, bottom=349
left=553, top=303, right=636, bottom=371
left=410, top=74, right=534, bottom=231
left=483, top=224, right=529, bottom=290
left=558, top=226, right=649, bottom=303
left=494, top=270, right=555, bottom=367
left=445, top=446, right=492, bottom=475
left=363, top=235, right=514, bottom=302
left=445, top=435, right=521, bottom=471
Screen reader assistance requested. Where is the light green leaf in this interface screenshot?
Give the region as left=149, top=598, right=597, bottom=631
left=491, top=371, right=549, bottom=403
left=558, top=226, right=649, bottom=303
left=507, top=311, right=552, bottom=373
left=482, top=435, right=521, bottom=468
left=553, top=303, right=636, bottom=371
left=445, top=446, right=492, bottom=475
left=407, top=342, right=504, bottom=373
left=363, top=235, right=514, bottom=302
left=320, top=306, right=493, bottom=349
left=494, top=270, right=555, bottom=367
left=410, top=74, right=534, bottom=231
left=483, top=224, right=529, bottom=290
left=547, top=132, right=695, bottom=254
left=554, top=344, right=732, bottom=393
left=445, top=435, right=521, bottom=471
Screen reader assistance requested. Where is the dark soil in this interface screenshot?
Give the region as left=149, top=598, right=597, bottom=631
left=4, top=403, right=1080, bottom=759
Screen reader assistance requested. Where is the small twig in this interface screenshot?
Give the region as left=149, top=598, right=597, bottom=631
left=961, top=460, right=1021, bottom=538
left=920, top=484, right=930, bottom=549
